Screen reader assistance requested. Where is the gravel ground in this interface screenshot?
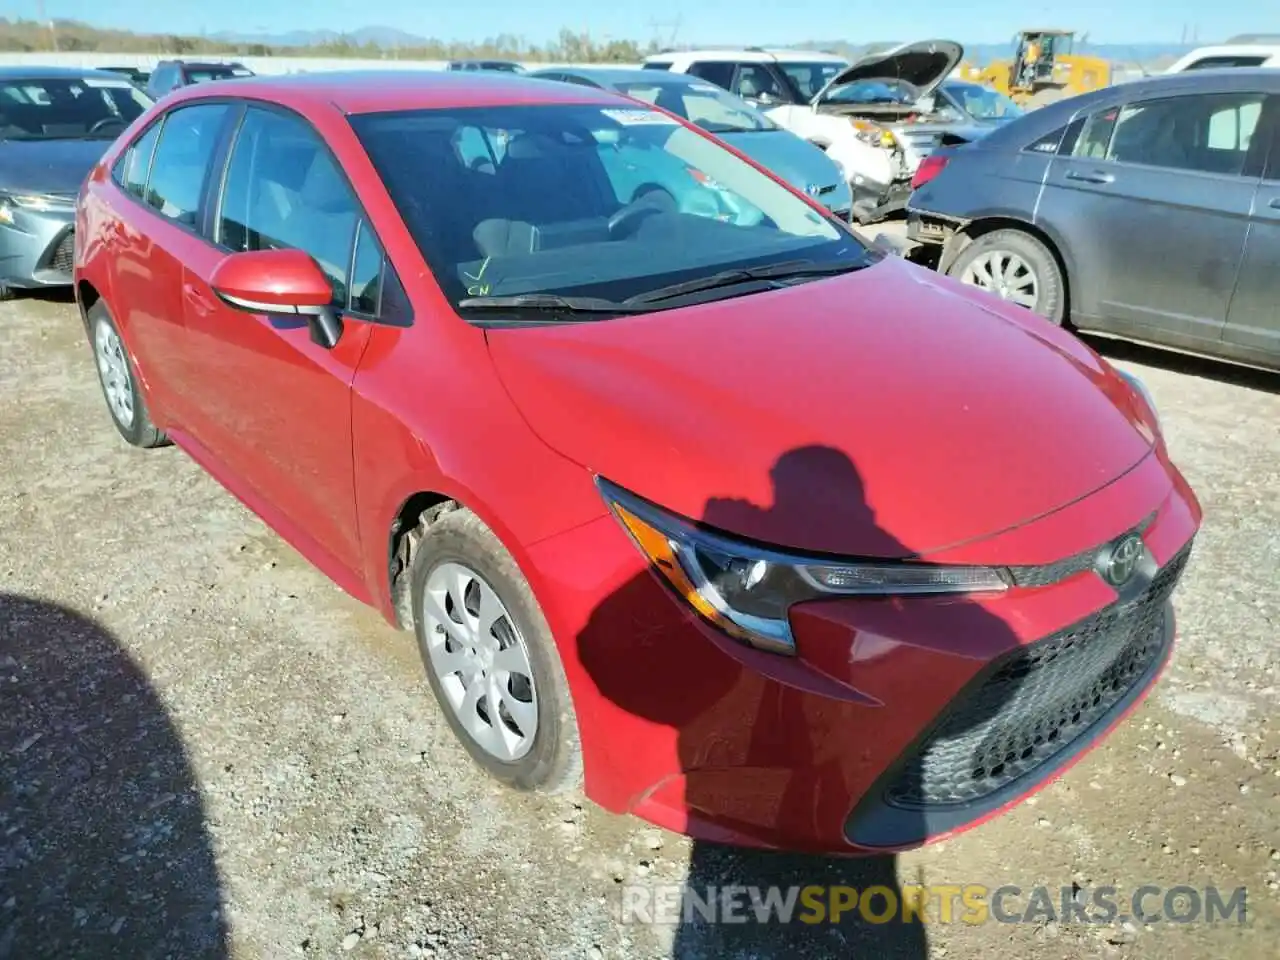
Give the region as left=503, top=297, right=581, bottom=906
left=1, top=283, right=1277, bottom=960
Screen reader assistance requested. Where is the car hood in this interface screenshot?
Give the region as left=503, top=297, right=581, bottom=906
left=486, top=257, right=1156, bottom=558
left=0, top=137, right=109, bottom=197
left=719, top=129, right=847, bottom=195
left=814, top=39, right=965, bottom=105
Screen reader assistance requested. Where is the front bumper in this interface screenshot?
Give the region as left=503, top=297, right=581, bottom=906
left=527, top=449, right=1200, bottom=854
left=850, top=173, right=913, bottom=225
left=0, top=206, right=76, bottom=289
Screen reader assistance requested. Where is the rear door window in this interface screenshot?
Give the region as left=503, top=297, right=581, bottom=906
left=144, top=103, right=230, bottom=226
left=116, top=120, right=162, bottom=198
left=1105, top=92, right=1266, bottom=175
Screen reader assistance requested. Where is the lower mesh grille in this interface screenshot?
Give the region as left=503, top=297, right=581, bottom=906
left=49, top=232, right=75, bottom=277
left=882, top=543, right=1192, bottom=809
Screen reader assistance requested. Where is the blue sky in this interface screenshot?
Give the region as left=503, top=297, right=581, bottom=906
left=14, top=0, right=1274, bottom=46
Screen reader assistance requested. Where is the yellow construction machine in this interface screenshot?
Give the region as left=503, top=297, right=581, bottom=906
left=959, top=30, right=1112, bottom=108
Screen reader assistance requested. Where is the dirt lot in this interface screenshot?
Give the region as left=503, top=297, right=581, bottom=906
left=1, top=285, right=1277, bottom=960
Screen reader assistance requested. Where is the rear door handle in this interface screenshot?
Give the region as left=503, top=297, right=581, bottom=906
left=1065, top=170, right=1115, bottom=184
left=182, top=282, right=216, bottom=316
left=1268, top=197, right=1280, bottom=210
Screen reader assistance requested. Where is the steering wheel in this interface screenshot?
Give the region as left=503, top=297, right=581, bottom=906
left=89, top=117, right=126, bottom=135
left=608, top=189, right=675, bottom=238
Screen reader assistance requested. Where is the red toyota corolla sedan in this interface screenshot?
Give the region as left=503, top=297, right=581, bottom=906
left=74, top=71, right=1200, bottom=854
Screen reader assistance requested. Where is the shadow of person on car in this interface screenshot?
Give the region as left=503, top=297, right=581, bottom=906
left=0, top=594, right=229, bottom=959
left=577, top=444, right=1032, bottom=959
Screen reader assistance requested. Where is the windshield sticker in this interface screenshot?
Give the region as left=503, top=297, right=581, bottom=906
left=601, top=108, right=678, bottom=126
left=82, top=76, right=134, bottom=89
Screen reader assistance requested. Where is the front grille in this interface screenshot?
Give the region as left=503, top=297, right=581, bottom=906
left=48, top=231, right=75, bottom=277
left=882, top=542, right=1192, bottom=810
left=1007, top=513, right=1156, bottom=588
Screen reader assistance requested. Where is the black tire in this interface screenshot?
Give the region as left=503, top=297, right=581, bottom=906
left=947, top=228, right=1066, bottom=324
left=410, top=509, right=582, bottom=794
left=86, top=301, right=169, bottom=448
left=0, top=283, right=13, bottom=302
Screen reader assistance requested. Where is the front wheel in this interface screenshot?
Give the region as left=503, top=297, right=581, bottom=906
left=947, top=229, right=1066, bottom=324
left=410, top=509, right=582, bottom=793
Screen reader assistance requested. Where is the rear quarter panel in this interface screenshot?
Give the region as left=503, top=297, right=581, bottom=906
left=908, top=142, right=1052, bottom=223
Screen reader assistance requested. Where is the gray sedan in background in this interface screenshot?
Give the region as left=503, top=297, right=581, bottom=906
left=0, top=66, right=152, bottom=300
left=906, top=68, right=1280, bottom=372
left=527, top=67, right=855, bottom=221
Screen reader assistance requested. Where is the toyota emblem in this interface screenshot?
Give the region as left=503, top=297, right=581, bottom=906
left=1104, top=534, right=1144, bottom=587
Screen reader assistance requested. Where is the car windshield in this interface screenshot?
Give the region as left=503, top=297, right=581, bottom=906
left=823, top=78, right=920, bottom=105
left=776, top=61, right=847, bottom=100
left=610, top=80, right=776, bottom=133
left=351, top=103, right=864, bottom=311
left=943, top=82, right=1024, bottom=120
left=0, top=76, right=151, bottom=140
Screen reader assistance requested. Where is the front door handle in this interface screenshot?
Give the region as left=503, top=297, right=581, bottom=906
left=1268, top=197, right=1280, bottom=210
left=182, top=282, right=216, bottom=316
left=1065, top=170, right=1115, bottom=185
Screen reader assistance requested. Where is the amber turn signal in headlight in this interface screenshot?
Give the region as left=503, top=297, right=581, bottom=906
left=598, top=478, right=1009, bottom=655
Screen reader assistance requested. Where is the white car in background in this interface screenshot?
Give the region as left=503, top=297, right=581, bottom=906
left=643, top=41, right=986, bottom=223
left=1163, top=40, right=1280, bottom=73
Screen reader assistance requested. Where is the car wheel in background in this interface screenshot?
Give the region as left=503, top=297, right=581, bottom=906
left=948, top=228, right=1066, bottom=324
left=410, top=508, right=582, bottom=794
left=88, top=301, right=169, bottom=448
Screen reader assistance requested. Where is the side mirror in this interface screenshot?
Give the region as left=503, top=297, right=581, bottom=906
left=209, top=248, right=343, bottom=349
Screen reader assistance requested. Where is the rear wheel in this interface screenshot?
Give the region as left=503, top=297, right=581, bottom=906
left=947, top=228, right=1065, bottom=324
left=88, top=302, right=169, bottom=448
left=410, top=509, right=582, bottom=793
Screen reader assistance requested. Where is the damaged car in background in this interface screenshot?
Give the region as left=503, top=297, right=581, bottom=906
left=765, top=40, right=992, bottom=223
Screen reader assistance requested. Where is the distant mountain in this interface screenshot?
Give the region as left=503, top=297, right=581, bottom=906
left=209, top=25, right=429, bottom=48
left=207, top=26, right=1195, bottom=67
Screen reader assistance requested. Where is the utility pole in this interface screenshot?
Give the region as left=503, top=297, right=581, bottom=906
left=36, top=0, right=60, bottom=51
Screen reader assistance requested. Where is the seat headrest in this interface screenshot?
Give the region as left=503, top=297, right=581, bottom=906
left=503, top=132, right=565, bottom=160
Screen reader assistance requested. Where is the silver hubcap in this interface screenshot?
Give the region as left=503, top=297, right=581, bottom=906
left=422, top=562, right=538, bottom=762
left=960, top=250, right=1040, bottom=309
left=94, top=319, right=135, bottom=428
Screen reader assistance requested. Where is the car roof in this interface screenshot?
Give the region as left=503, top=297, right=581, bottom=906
left=536, top=67, right=719, bottom=87
left=0, top=65, right=142, bottom=81
left=644, top=48, right=847, bottom=64
left=165, top=69, right=627, bottom=115
left=976, top=66, right=1280, bottom=151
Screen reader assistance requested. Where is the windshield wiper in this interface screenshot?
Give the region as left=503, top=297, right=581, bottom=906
left=456, top=293, right=651, bottom=316
left=624, top=258, right=868, bottom=305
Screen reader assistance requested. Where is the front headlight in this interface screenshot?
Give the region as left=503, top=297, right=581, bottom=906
left=0, top=192, right=75, bottom=224
left=599, top=478, right=1009, bottom=655
left=850, top=119, right=896, bottom=150
left=1115, top=368, right=1161, bottom=431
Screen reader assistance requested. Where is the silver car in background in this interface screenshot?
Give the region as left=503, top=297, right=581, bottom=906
left=0, top=66, right=152, bottom=300
left=905, top=68, right=1280, bottom=372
